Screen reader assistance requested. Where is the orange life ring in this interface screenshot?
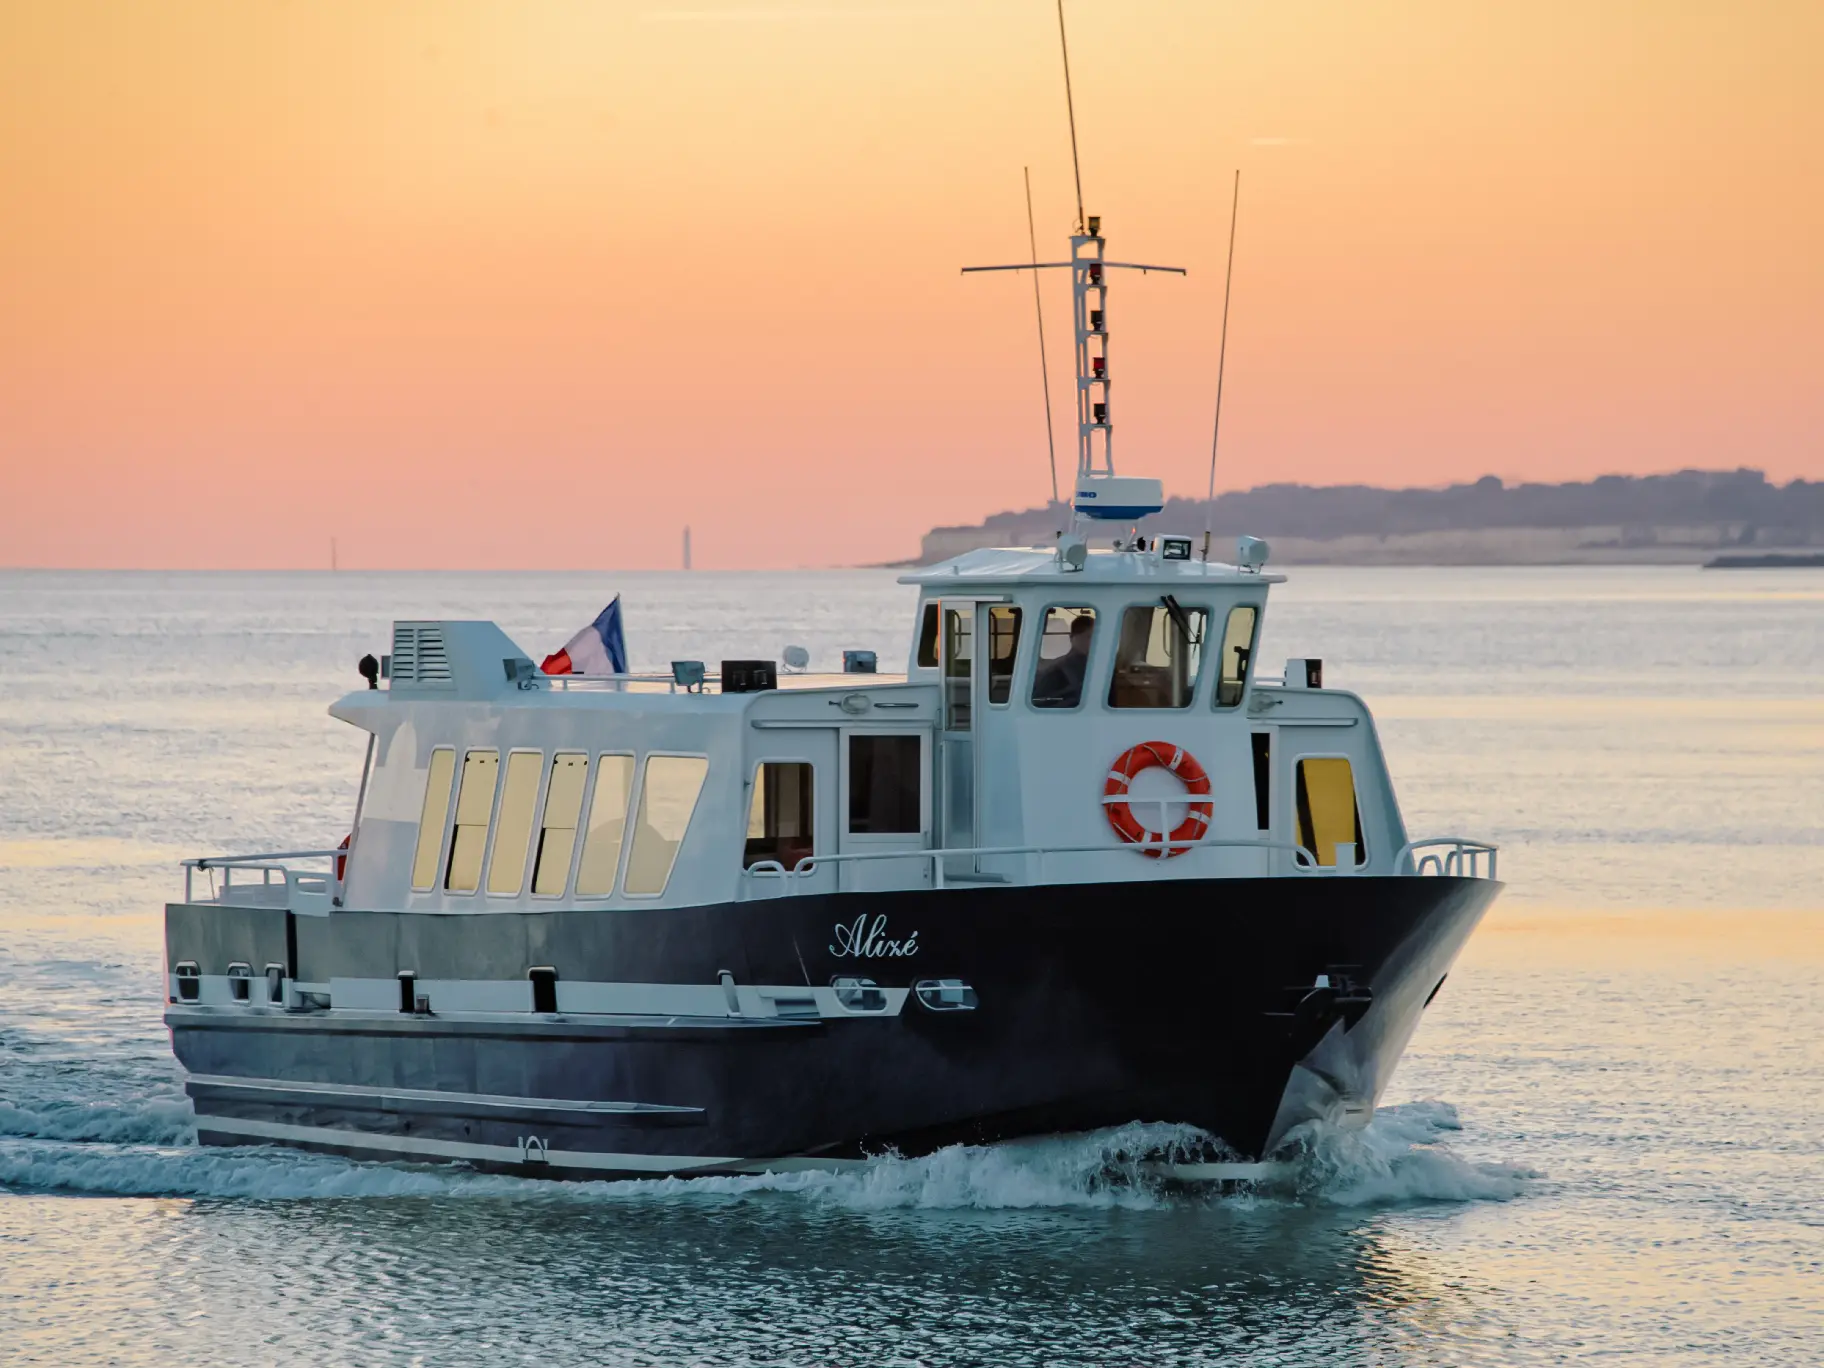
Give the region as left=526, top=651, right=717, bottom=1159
left=1103, top=742, right=1213, bottom=858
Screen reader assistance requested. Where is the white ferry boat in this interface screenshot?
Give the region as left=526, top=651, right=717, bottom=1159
left=162, top=210, right=1500, bottom=1179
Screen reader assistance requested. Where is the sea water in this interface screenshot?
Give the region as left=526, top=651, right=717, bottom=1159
left=1, top=566, right=1819, bottom=1365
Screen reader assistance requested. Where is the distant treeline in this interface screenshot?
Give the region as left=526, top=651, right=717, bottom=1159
left=958, top=469, right=1824, bottom=542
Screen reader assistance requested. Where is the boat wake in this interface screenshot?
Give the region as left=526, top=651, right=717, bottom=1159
left=0, top=1097, right=1537, bottom=1209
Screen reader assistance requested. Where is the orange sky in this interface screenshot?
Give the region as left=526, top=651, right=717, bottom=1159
left=3, top=0, right=1820, bottom=569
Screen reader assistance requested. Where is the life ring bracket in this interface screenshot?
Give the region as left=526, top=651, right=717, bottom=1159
left=1102, top=741, right=1214, bottom=859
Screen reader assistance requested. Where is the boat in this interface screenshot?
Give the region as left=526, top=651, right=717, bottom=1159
left=161, top=25, right=1501, bottom=1178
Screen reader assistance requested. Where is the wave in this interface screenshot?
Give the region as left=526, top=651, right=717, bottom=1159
left=0, top=1094, right=196, bottom=1147
left=1275, top=1100, right=1541, bottom=1206
left=0, top=1102, right=1536, bottom=1209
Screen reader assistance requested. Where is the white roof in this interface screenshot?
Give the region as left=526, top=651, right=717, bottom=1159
left=898, top=545, right=1285, bottom=588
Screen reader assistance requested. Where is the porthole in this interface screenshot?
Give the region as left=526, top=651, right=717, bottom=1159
left=913, top=979, right=978, bottom=1012
left=832, top=976, right=887, bottom=1012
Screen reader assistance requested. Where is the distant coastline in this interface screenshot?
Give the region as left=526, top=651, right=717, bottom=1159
left=906, top=469, right=1824, bottom=567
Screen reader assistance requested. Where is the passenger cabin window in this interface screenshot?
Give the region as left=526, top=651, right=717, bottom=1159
left=916, top=602, right=939, bottom=669
left=486, top=751, right=543, bottom=895
left=1296, top=757, right=1366, bottom=867
left=532, top=752, right=588, bottom=895
left=848, top=735, right=921, bottom=834
left=746, top=762, right=815, bottom=869
left=1030, top=607, right=1095, bottom=709
left=985, top=606, right=1022, bottom=705
left=575, top=754, right=635, bottom=895
left=1215, top=605, right=1259, bottom=709
left=1108, top=600, right=1207, bottom=709
left=445, top=750, right=499, bottom=891
left=410, top=747, right=456, bottom=890
left=943, top=607, right=972, bottom=731
left=624, top=756, right=710, bottom=896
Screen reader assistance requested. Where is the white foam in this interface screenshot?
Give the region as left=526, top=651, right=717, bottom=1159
left=0, top=1102, right=1536, bottom=1209
left=623, top=1120, right=1221, bottom=1211
left=1275, top=1100, right=1541, bottom=1206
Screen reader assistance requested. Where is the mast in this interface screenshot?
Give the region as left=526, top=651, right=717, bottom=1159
left=959, top=0, right=1183, bottom=524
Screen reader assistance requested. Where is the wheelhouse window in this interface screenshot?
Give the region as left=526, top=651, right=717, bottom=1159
left=575, top=753, right=635, bottom=895
left=1107, top=599, right=1207, bottom=709
left=624, top=756, right=710, bottom=896
left=486, top=751, right=543, bottom=895
left=410, top=747, right=456, bottom=891
left=985, top=606, right=1022, bottom=705
left=1030, top=606, right=1095, bottom=709
left=848, top=734, right=921, bottom=834
left=1214, top=605, right=1258, bottom=708
left=746, top=762, right=815, bottom=869
left=532, top=752, right=588, bottom=895
left=1296, top=757, right=1366, bottom=867
left=915, top=602, right=939, bottom=669
left=445, top=750, right=500, bottom=892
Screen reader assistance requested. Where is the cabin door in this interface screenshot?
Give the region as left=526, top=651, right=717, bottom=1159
left=937, top=601, right=985, bottom=878
left=838, top=728, right=932, bottom=892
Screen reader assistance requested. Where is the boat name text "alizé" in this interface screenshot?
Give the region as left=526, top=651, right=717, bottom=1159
left=829, top=915, right=920, bottom=959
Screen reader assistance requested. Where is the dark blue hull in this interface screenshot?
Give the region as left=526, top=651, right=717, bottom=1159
left=166, top=875, right=1499, bottom=1174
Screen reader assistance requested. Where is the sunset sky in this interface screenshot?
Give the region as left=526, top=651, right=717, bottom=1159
left=3, top=0, right=1820, bottom=569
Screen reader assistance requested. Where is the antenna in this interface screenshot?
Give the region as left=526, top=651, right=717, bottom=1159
left=1024, top=167, right=1060, bottom=507
left=1056, top=0, right=1086, bottom=233
left=1201, top=170, right=1241, bottom=563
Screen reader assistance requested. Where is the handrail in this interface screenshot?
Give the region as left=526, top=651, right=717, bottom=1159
left=184, top=850, right=341, bottom=869
left=181, top=850, right=339, bottom=904
left=545, top=673, right=702, bottom=692
left=1396, top=836, right=1499, bottom=880
left=747, top=839, right=1321, bottom=892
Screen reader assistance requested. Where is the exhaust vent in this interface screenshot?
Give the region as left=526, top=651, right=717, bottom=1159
left=390, top=623, right=454, bottom=686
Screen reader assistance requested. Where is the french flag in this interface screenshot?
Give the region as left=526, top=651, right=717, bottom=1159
left=541, top=597, right=628, bottom=676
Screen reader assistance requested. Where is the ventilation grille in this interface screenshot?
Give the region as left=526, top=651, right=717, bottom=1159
left=391, top=622, right=453, bottom=685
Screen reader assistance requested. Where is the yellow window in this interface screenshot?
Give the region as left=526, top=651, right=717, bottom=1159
left=1296, top=757, right=1366, bottom=867
left=625, top=756, right=710, bottom=896
left=532, top=753, right=588, bottom=895
left=575, top=754, right=636, bottom=895
left=485, top=752, right=544, bottom=895
left=410, top=748, right=456, bottom=891
left=445, top=750, right=499, bottom=891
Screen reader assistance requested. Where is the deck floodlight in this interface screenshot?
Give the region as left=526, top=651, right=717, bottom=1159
left=358, top=654, right=380, bottom=689
left=1236, top=535, right=1271, bottom=572
left=782, top=645, right=811, bottom=672
left=671, top=660, right=707, bottom=692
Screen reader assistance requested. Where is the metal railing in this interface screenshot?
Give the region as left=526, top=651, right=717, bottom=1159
left=181, top=850, right=340, bottom=907
left=746, top=839, right=1323, bottom=891
left=544, top=673, right=705, bottom=693
left=1396, top=837, right=1499, bottom=880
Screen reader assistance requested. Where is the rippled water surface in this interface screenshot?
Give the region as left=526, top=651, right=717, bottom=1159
left=2, top=567, right=1820, bottom=1365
